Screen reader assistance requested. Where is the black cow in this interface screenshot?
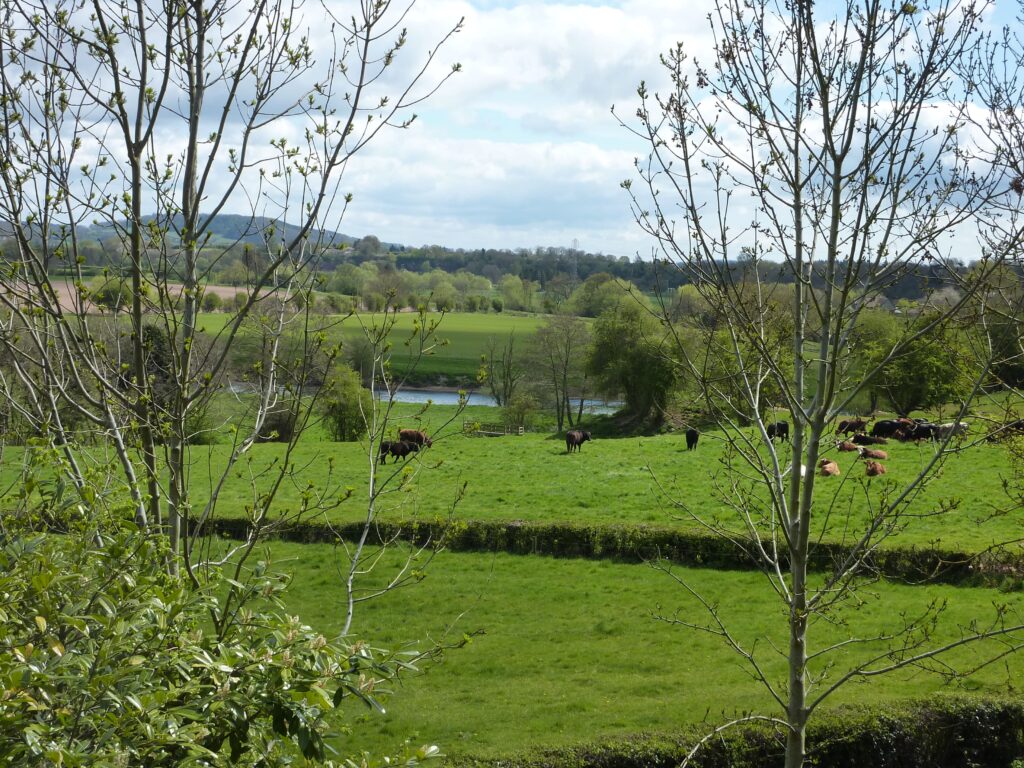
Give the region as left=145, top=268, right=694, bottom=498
left=565, top=429, right=592, bottom=453
left=871, top=419, right=902, bottom=439
left=766, top=421, right=789, bottom=442
left=379, top=439, right=418, bottom=464
left=685, top=428, right=699, bottom=451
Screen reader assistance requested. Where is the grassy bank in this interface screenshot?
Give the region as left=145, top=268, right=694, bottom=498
left=264, top=542, right=1024, bottom=759
left=171, top=422, right=1024, bottom=555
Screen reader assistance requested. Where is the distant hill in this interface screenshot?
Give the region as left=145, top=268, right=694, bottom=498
left=76, top=214, right=361, bottom=248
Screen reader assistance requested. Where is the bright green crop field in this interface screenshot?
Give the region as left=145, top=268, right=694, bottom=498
left=196, top=310, right=554, bottom=380
left=263, top=541, right=1024, bottom=759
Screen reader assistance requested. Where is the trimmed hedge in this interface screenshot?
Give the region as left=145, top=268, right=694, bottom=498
left=208, top=517, right=1024, bottom=587
left=446, top=696, right=1024, bottom=768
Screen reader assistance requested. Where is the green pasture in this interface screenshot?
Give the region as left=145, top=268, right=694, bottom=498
left=264, top=542, right=1024, bottom=759
left=4, top=398, right=1021, bottom=554
left=34, top=402, right=1014, bottom=556
left=196, top=310, right=552, bottom=381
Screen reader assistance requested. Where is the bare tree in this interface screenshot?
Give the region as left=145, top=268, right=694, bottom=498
left=530, top=314, right=591, bottom=431
left=0, top=0, right=462, bottom=576
left=618, top=0, right=1024, bottom=764
left=484, top=331, right=526, bottom=407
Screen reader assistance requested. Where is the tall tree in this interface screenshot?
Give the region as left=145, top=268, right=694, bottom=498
left=530, top=314, right=591, bottom=431
left=586, top=303, right=678, bottom=424
left=0, top=1, right=464, bottom=758
left=0, top=0, right=461, bottom=564
left=619, top=0, right=1024, bottom=765
left=484, top=332, right=527, bottom=407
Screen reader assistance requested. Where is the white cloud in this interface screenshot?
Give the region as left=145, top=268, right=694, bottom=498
left=307, top=0, right=719, bottom=253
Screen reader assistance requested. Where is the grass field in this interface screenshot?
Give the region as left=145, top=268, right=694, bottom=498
left=197, top=310, right=554, bottom=381
left=264, top=541, right=1024, bottom=759
left=160, top=412, right=1024, bottom=555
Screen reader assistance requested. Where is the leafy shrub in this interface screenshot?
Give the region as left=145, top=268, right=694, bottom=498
left=255, top=401, right=299, bottom=443
left=321, top=364, right=372, bottom=441
left=0, top=455, right=428, bottom=767
left=202, top=291, right=224, bottom=312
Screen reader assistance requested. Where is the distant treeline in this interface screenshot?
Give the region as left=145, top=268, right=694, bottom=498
left=6, top=216, right=1008, bottom=306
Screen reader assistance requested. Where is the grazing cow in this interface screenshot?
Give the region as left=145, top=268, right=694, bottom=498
left=565, top=429, right=592, bottom=453
left=838, top=417, right=870, bottom=435
left=836, top=440, right=859, bottom=452
left=379, top=440, right=419, bottom=464
left=871, top=420, right=902, bottom=439
left=909, top=422, right=939, bottom=441
left=685, top=428, right=699, bottom=451
left=860, top=448, right=888, bottom=460
left=936, top=422, right=969, bottom=439
left=818, top=458, right=841, bottom=477
left=766, top=421, right=790, bottom=442
left=865, top=460, right=887, bottom=477
left=398, top=428, right=432, bottom=448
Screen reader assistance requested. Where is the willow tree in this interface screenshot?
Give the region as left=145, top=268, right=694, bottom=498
left=619, top=0, right=1024, bottom=764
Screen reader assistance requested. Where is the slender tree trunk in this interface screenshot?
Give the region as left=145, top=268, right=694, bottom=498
left=129, top=155, right=159, bottom=532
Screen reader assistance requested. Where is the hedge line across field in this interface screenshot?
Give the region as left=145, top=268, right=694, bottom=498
left=447, top=696, right=1024, bottom=768
left=209, top=517, right=1024, bottom=588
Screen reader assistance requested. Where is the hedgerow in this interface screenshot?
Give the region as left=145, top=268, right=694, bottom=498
left=209, top=517, right=1024, bottom=588
left=444, top=696, right=1024, bottom=768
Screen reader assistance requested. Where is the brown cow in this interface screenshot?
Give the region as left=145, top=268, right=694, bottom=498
left=818, top=458, right=841, bottom=477
left=398, top=428, right=432, bottom=448
left=837, top=417, right=870, bottom=435
left=836, top=440, right=859, bottom=452
left=565, top=429, right=592, bottom=453
left=860, top=448, right=888, bottom=460
left=865, top=460, right=886, bottom=477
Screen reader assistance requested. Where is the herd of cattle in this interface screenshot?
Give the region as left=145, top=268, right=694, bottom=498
left=762, top=416, right=974, bottom=477
left=380, top=415, right=1024, bottom=470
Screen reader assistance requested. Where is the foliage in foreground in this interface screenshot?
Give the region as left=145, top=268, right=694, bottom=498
left=0, top=465, right=434, bottom=767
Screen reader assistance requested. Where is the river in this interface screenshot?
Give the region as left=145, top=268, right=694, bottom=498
left=383, top=388, right=620, bottom=414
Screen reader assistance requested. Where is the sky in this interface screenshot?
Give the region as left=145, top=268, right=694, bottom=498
left=325, top=0, right=715, bottom=257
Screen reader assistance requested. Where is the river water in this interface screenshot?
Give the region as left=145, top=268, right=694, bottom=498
left=384, top=388, right=620, bottom=414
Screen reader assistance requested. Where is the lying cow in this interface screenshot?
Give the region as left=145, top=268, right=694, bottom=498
left=398, top=428, right=432, bottom=447
left=859, top=448, right=888, bottom=460
left=836, top=440, right=859, bottom=452
left=852, top=433, right=886, bottom=446
left=818, top=458, right=841, bottom=477
left=565, top=429, right=592, bottom=453
left=865, top=460, right=886, bottom=477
